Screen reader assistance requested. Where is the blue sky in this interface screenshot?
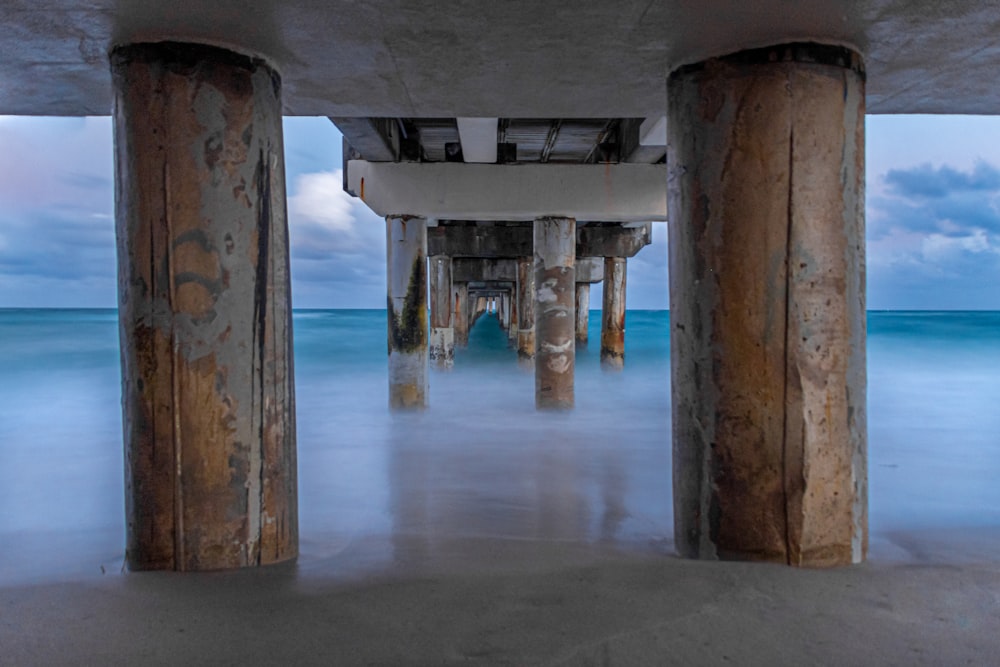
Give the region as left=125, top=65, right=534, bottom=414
left=1, top=115, right=1000, bottom=309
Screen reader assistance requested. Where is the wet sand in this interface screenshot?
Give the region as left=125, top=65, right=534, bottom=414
left=3, top=528, right=1000, bottom=666
left=3, top=404, right=1000, bottom=667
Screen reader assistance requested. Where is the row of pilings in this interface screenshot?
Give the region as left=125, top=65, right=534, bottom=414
left=112, top=40, right=866, bottom=572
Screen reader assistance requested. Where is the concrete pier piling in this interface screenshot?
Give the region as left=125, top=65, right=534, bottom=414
left=473, top=296, right=487, bottom=324
left=517, top=257, right=536, bottom=366
left=112, top=42, right=298, bottom=571
left=600, top=257, right=626, bottom=370
left=508, top=287, right=519, bottom=347
left=575, top=284, right=590, bottom=345
left=386, top=216, right=428, bottom=408
left=429, top=255, right=454, bottom=368
left=534, top=217, right=576, bottom=409
left=668, top=43, right=867, bottom=566
left=453, top=282, right=469, bottom=347
left=499, top=293, right=509, bottom=331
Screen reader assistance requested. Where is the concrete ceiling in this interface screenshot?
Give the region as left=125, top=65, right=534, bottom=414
left=3, top=0, right=1000, bottom=117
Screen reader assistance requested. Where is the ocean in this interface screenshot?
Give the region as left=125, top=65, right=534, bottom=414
left=1, top=309, right=998, bottom=583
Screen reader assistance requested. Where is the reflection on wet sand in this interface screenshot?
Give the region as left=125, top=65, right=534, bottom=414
left=386, top=406, right=641, bottom=571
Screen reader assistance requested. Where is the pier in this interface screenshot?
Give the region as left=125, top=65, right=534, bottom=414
left=3, top=2, right=1000, bottom=663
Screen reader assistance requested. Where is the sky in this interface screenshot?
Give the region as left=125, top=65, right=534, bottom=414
left=1, top=115, right=1000, bottom=310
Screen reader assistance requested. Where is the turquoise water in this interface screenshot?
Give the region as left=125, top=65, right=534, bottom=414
left=1, top=309, right=999, bottom=581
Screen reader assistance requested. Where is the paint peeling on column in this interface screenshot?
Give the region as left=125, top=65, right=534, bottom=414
left=112, top=42, right=297, bottom=571
left=534, top=217, right=575, bottom=409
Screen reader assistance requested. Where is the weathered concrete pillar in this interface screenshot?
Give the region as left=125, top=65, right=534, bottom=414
left=429, top=255, right=454, bottom=369
left=668, top=43, right=867, bottom=566
left=575, top=283, right=590, bottom=344
left=453, top=282, right=470, bottom=347
left=508, top=287, right=519, bottom=347
left=474, top=296, right=487, bottom=324
left=516, top=257, right=536, bottom=366
left=600, top=257, right=626, bottom=370
left=499, top=293, right=509, bottom=330
left=534, top=217, right=576, bottom=409
left=386, top=216, right=428, bottom=409
left=111, top=42, right=297, bottom=571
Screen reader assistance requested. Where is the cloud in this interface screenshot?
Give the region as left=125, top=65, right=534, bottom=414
left=867, top=160, right=1000, bottom=308
left=289, top=171, right=355, bottom=233
left=871, top=162, right=1000, bottom=240
left=285, top=168, right=388, bottom=307
left=287, top=168, right=384, bottom=258
left=0, top=211, right=115, bottom=280
left=884, top=161, right=1000, bottom=199
left=921, top=229, right=992, bottom=261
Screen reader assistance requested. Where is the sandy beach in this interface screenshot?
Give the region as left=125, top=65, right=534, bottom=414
left=3, top=526, right=1000, bottom=666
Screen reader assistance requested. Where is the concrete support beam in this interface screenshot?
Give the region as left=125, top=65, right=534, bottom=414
left=467, top=281, right=513, bottom=291
left=534, top=217, right=575, bottom=409
left=452, top=257, right=518, bottom=283
left=348, top=161, right=667, bottom=222
left=668, top=43, right=867, bottom=567
left=386, top=216, right=428, bottom=409
left=112, top=42, right=297, bottom=572
left=428, top=223, right=531, bottom=258
left=330, top=117, right=398, bottom=162
left=600, top=257, right=627, bottom=370
left=575, top=284, right=590, bottom=345
left=428, top=222, right=651, bottom=259
left=620, top=117, right=668, bottom=164
left=516, top=257, right=535, bottom=366
left=456, top=117, right=498, bottom=163
left=453, top=282, right=470, bottom=347
left=576, top=223, right=652, bottom=259
left=429, top=255, right=454, bottom=369
left=575, top=257, right=605, bottom=284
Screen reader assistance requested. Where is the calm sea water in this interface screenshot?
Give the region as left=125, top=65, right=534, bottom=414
left=1, top=309, right=998, bottom=582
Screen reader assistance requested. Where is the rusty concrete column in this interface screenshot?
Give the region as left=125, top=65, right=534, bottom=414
left=668, top=43, right=867, bottom=567
left=111, top=42, right=297, bottom=572
left=508, top=287, right=519, bottom=347
left=516, top=257, right=536, bottom=366
left=474, top=296, right=486, bottom=324
left=386, top=216, right=428, bottom=409
left=600, top=257, right=626, bottom=370
left=575, top=283, right=590, bottom=345
left=504, top=291, right=517, bottom=346
left=429, top=255, right=454, bottom=369
left=534, top=217, right=576, bottom=409
left=453, top=282, right=470, bottom=347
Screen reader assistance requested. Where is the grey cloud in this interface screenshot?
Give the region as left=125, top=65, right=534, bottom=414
left=884, top=162, right=1000, bottom=199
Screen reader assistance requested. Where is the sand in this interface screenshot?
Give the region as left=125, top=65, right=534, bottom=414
left=3, top=527, right=999, bottom=666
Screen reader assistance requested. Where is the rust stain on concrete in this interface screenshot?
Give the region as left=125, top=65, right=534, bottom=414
left=668, top=43, right=866, bottom=567
left=113, top=42, right=297, bottom=571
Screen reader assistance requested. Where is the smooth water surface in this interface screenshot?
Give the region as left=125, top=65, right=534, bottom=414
left=0, top=309, right=998, bottom=583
